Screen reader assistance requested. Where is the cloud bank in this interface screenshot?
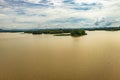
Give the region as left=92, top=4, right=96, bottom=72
left=0, top=0, right=120, bottom=29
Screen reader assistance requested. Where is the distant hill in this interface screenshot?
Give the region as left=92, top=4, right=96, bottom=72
left=0, top=29, right=3, bottom=32
left=0, top=26, right=120, bottom=33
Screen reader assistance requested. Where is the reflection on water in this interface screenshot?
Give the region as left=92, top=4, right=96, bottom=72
left=0, top=31, right=120, bottom=80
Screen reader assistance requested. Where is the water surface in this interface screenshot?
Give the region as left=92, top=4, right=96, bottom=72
left=0, top=31, right=120, bottom=80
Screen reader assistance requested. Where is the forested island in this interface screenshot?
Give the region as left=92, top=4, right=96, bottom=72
left=24, top=26, right=120, bottom=36
left=25, top=29, right=87, bottom=37
left=0, top=26, right=120, bottom=37
left=0, top=28, right=87, bottom=37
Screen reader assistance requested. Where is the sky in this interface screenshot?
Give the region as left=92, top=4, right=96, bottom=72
left=0, top=0, right=120, bottom=29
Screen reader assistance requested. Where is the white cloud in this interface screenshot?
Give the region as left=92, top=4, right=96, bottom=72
left=24, top=0, right=41, bottom=4
left=0, top=0, right=120, bottom=29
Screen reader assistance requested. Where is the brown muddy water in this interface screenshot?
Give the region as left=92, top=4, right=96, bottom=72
left=0, top=31, right=120, bottom=80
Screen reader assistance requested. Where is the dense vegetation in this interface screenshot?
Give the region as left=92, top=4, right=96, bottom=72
left=25, top=29, right=87, bottom=37
left=0, top=26, right=120, bottom=36
left=85, top=27, right=120, bottom=31
left=71, top=29, right=87, bottom=37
